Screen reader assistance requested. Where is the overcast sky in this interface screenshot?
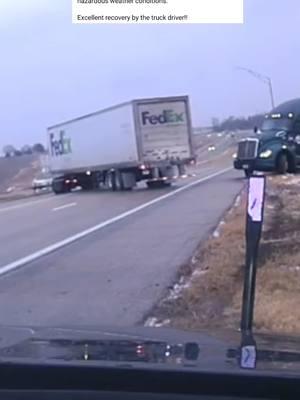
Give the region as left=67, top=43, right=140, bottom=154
left=0, top=0, right=299, bottom=149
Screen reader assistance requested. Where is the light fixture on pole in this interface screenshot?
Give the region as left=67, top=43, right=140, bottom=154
left=236, top=67, right=275, bottom=109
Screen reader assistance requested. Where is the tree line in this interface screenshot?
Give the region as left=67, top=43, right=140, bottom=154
left=211, top=113, right=265, bottom=132
left=3, top=112, right=266, bottom=157
left=3, top=143, right=46, bottom=157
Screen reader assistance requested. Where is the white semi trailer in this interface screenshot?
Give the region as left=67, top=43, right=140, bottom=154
left=48, top=96, right=195, bottom=194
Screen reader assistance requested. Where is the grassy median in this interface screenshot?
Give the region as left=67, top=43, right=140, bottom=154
left=147, top=174, right=300, bottom=335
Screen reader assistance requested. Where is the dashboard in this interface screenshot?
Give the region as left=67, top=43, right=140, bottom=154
left=0, top=362, right=297, bottom=399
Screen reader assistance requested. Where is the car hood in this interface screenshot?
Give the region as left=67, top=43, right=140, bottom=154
left=0, top=325, right=299, bottom=376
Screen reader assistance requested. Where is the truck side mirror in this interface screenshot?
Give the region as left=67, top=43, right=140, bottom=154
left=254, top=126, right=258, bottom=134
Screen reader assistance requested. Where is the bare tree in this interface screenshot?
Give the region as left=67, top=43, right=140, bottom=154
left=21, top=145, right=33, bottom=155
left=3, top=145, right=16, bottom=157
left=33, top=143, right=46, bottom=153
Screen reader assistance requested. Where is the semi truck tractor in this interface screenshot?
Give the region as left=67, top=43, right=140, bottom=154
left=48, top=96, right=195, bottom=194
left=234, top=98, right=300, bottom=177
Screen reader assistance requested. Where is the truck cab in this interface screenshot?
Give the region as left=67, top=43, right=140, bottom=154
left=234, top=98, right=300, bottom=176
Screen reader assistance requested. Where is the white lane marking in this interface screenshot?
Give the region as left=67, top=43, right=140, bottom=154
left=197, top=159, right=210, bottom=166
left=0, top=166, right=232, bottom=276
left=0, top=194, right=71, bottom=214
left=53, top=202, right=77, bottom=212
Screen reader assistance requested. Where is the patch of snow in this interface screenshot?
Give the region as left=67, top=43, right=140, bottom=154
left=144, top=317, right=158, bottom=327
left=284, top=176, right=300, bottom=185
left=213, top=230, right=220, bottom=238
left=289, top=266, right=300, bottom=272
left=153, top=319, right=171, bottom=328
left=212, top=219, right=226, bottom=238
left=144, top=317, right=170, bottom=328
left=166, top=283, right=188, bottom=301
left=165, top=279, right=193, bottom=301
left=191, top=269, right=208, bottom=279
left=6, top=187, right=15, bottom=193
left=192, top=269, right=203, bottom=277
left=144, top=317, right=157, bottom=328
left=234, top=195, right=241, bottom=207
left=191, top=256, right=199, bottom=265
left=279, top=264, right=300, bottom=272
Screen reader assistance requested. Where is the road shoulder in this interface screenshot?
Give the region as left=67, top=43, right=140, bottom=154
left=145, top=174, right=300, bottom=336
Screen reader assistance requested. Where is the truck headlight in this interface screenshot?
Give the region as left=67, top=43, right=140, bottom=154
left=232, top=153, right=237, bottom=159
left=259, top=149, right=272, bottom=159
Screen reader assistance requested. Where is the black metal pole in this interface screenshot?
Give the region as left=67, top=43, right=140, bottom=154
left=268, top=78, right=275, bottom=109
left=240, top=175, right=266, bottom=369
left=241, top=219, right=262, bottom=332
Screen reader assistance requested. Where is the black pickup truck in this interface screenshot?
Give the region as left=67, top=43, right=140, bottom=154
left=234, top=98, right=300, bottom=177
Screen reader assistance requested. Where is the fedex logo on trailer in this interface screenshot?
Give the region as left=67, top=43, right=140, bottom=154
left=50, top=131, right=72, bottom=157
left=141, top=109, right=186, bottom=126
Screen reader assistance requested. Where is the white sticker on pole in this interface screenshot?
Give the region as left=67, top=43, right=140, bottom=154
left=241, top=345, right=256, bottom=369
left=247, top=177, right=265, bottom=222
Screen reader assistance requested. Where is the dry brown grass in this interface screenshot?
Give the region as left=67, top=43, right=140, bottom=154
left=228, top=258, right=300, bottom=334
left=150, top=174, right=300, bottom=335
left=243, top=175, right=300, bottom=334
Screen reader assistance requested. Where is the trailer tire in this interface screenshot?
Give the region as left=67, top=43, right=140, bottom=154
left=113, top=171, right=135, bottom=191
left=53, top=186, right=69, bottom=195
left=52, top=179, right=68, bottom=195
left=119, top=172, right=136, bottom=191
left=105, top=171, right=114, bottom=191
left=115, top=171, right=125, bottom=191
left=53, top=189, right=67, bottom=195
left=147, top=181, right=171, bottom=189
left=105, top=170, right=121, bottom=191
left=80, top=177, right=94, bottom=191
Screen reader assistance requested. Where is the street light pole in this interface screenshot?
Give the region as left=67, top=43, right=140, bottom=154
left=236, top=67, right=275, bottom=109
left=267, top=77, right=275, bottom=109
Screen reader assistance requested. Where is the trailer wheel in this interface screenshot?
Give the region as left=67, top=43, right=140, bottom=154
left=119, top=172, right=136, bottom=191
left=146, top=181, right=171, bottom=189
left=80, top=177, right=94, bottom=191
left=52, top=179, right=68, bottom=195
left=105, top=170, right=120, bottom=191
left=53, top=186, right=69, bottom=195
left=108, top=172, right=116, bottom=191
left=53, top=188, right=64, bottom=195
left=115, top=171, right=125, bottom=191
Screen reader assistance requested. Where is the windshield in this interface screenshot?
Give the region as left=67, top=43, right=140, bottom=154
left=1, top=0, right=300, bottom=379
left=261, top=118, right=293, bottom=132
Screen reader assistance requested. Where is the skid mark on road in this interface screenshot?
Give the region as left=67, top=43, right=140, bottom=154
left=0, top=166, right=232, bottom=277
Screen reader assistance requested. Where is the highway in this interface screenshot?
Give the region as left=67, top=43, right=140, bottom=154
left=0, top=138, right=244, bottom=327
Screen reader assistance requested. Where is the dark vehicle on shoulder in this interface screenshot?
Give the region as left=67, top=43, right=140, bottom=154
left=234, top=98, right=300, bottom=177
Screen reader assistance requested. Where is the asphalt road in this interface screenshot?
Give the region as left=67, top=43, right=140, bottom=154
left=0, top=154, right=245, bottom=327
